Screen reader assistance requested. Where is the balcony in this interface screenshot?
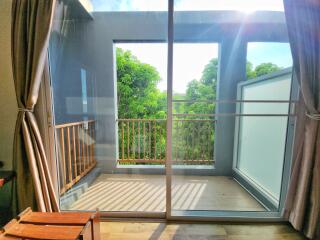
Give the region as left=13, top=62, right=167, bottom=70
left=117, top=119, right=215, bottom=166
left=54, top=119, right=263, bottom=211
left=53, top=68, right=295, bottom=212
left=48, top=6, right=297, bottom=217
left=55, top=120, right=97, bottom=195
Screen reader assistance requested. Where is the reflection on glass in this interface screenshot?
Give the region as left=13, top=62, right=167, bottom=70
left=91, top=0, right=283, bottom=12
left=171, top=10, right=293, bottom=213
left=50, top=1, right=167, bottom=213
left=246, top=42, right=292, bottom=79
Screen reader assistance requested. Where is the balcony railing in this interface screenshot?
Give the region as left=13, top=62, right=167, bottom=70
left=117, top=119, right=215, bottom=165
left=55, top=120, right=96, bottom=195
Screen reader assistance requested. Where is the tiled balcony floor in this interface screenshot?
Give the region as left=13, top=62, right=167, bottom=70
left=69, top=174, right=265, bottom=212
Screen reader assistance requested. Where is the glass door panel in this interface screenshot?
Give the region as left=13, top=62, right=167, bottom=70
left=49, top=0, right=168, bottom=215
left=169, top=1, right=296, bottom=216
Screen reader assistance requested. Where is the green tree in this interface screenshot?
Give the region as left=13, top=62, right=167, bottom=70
left=116, top=48, right=166, bottom=119
left=200, top=58, right=218, bottom=85
left=254, top=62, right=281, bottom=77
left=116, top=50, right=283, bottom=164
left=246, top=61, right=256, bottom=79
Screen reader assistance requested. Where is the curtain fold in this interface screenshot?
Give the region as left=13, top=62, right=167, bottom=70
left=283, top=0, right=320, bottom=238
left=11, top=0, right=59, bottom=212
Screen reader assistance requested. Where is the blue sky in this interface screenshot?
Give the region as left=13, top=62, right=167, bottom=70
left=247, top=43, right=292, bottom=68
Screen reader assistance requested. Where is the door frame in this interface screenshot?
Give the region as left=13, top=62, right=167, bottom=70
left=45, top=0, right=296, bottom=221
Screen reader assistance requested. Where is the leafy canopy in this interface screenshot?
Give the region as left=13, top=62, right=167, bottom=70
left=117, top=48, right=166, bottom=119
left=117, top=47, right=282, bottom=119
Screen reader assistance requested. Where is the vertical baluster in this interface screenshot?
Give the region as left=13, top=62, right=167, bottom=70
left=72, top=126, right=77, bottom=179
left=192, top=121, right=196, bottom=163
left=159, top=121, right=162, bottom=162
left=182, top=121, right=189, bottom=165
left=91, top=123, right=94, bottom=165
left=154, top=120, right=157, bottom=161
left=127, top=121, right=130, bottom=160
left=197, top=122, right=201, bottom=162
left=207, top=122, right=210, bottom=164
left=77, top=125, right=81, bottom=175
left=67, top=127, right=72, bottom=184
left=174, top=121, right=177, bottom=163
left=143, top=121, right=146, bottom=160
left=179, top=121, right=182, bottom=163
left=86, top=123, right=89, bottom=168
left=82, top=124, right=85, bottom=171
left=60, top=128, right=66, bottom=192
left=121, top=121, right=124, bottom=162
left=200, top=121, right=204, bottom=163
left=88, top=123, right=92, bottom=166
left=132, top=121, right=135, bottom=160
left=138, top=120, right=141, bottom=160
left=148, top=121, right=151, bottom=160
left=92, top=122, right=95, bottom=164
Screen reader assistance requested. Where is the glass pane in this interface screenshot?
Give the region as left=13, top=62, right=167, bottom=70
left=246, top=42, right=293, bottom=79
left=171, top=4, right=294, bottom=215
left=92, top=0, right=168, bottom=12
left=174, top=0, right=284, bottom=12
left=50, top=1, right=167, bottom=213
left=92, top=0, right=283, bottom=12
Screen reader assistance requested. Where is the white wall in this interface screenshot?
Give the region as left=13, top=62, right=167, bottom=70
left=0, top=0, right=17, bottom=170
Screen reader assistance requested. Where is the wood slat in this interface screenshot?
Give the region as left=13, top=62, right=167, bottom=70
left=20, top=212, right=93, bottom=225
left=55, top=120, right=95, bottom=129
left=86, top=126, right=89, bottom=170
left=132, top=121, right=135, bottom=160
left=5, top=224, right=83, bottom=240
left=122, top=122, right=124, bottom=161
left=127, top=122, right=130, bottom=160
left=82, top=125, right=85, bottom=171
left=60, top=129, right=66, bottom=190
left=77, top=125, right=82, bottom=174
left=143, top=122, right=146, bottom=160
left=148, top=121, right=151, bottom=159
left=138, top=121, right=141, bottom=160
left=67, top=127, right=72, bottom=184
left=72, top=126, right=77, bottom=178
left=92, top=122, right=96, bottom=164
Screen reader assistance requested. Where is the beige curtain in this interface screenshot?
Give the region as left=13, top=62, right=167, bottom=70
left=11, top=0, right=59, bottom=212
left=283, top=0, right=320, bottom=239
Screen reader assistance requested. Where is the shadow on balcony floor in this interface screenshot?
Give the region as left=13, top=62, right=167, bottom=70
left=67, top=174, right=265, bottom=212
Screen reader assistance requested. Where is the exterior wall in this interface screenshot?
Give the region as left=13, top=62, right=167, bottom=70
left=49, top=10, right=289, bottom=174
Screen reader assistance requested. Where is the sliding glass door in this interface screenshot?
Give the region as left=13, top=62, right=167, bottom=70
left=49, top=0, right=297, bottom=219
left=49, top=0, right=168, bottom=217
left=166, top=0, right=297, bottom=218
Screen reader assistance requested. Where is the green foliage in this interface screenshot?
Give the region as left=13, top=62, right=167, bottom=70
left=254, top=62, right=282, bottom=77
left=116, top=48, right=282, bottom=164
left=117, top=48, right=166, bottom=119
left=246, top=61, right=282, bottom=79
left=246, top=61, right=256, bottom=79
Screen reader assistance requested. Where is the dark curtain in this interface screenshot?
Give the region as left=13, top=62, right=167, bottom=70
left=283, top=0, right=320, bottom=238
left=11, top=0, right=59, bottom=212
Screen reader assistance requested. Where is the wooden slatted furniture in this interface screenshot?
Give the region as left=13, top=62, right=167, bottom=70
left=0, top=208, right=100, bottom=240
